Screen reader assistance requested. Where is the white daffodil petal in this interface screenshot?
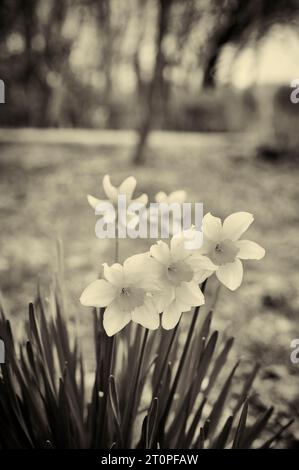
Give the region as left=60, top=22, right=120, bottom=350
left=188, top=254, right=218, bottom=272
left=150, top=241, right=171, bottom=266
left=124, top=253, right=163, bottom=291
left=193, top=269, right=214, bottom=283
left=222, top=212, right=254, bottom=241
left=202, top=213, right=223, bottom=241
left=103, top=175, right=118, bottom=203
left=132, top=300, right=160, bottom=330
left=118, top=176, right=137, bottom=201
left=87, top=194, right=101, bottom=210
left=123, top=252, right=149, bottom=273
left=103, top=263, right=124, bottom=287
left=152, top=287, right=175, bottom=312
left=80, top=279, right=117, bottom=307
left=138, top=276, right=163, bottom=292
left=168, top=190, right=187, bottom=204
left=170, top=237, right=188, bottom=262
left=236, top=240, right=265, bottom=260
left=173, top=227, right=198, bottom=246
left=133, top=193, right=148, bottom=206
left=162, top=302, right=183, bottom=330
left=180, top=229, right=203, bottom=251
left=197, top=237, right=215, bottom=255
left=155, top=191, right=167, bottom=203
left=103, top=302, right=131, bottom=336
left=186, top=254, right=216, bottom=284
left=216, top=259, right=243, bottom=291
left=176, top=282, right=205, bottom=307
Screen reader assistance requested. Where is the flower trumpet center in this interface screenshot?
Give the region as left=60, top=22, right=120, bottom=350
left=117, top=286, right=145, bottom=311
left=208, top=239, right=239, bottom=266
left=166, top=260, right=193, bottom=286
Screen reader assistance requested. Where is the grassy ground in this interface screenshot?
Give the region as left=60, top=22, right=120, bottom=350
left=0, top=130, right=299, bottom=444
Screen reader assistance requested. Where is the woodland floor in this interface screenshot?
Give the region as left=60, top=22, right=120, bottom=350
left=0, top=129, right=299, bottom=445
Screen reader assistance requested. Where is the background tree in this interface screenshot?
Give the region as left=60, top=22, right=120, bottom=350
left=202, top=0, right=299, bottom=88
left=133, top=0, right=173, bottom=165
left=1, top=0, right=299, bottom=145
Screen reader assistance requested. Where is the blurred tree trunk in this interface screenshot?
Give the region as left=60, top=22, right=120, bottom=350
left=202, top=0, right=257, bottom=89
left=202, top=23, right=237, bottom=89
left=40, top=0, right=70, bottom=126
left=21, top=0, right=38, bottom=125
left=20, top=0, right=72, bottom=126
left=96, top=0, right=114, bottom=127
left=133, top=0, right=173, bottom=166
left=133, top=0, right=149, bottom=105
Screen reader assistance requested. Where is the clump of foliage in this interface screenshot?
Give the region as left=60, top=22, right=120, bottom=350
left=0, top=278, right=292, bottom=449
left=0, top=175, right=293, bottom=449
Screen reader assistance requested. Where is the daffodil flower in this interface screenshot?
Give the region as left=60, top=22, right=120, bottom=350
left=80, top=255, right=160, bottom=336
left=199, top=212, right=265, bottom=291
left=144, top=237, right=213, bottom=330
left=87, top=174, right=148, bottom=226
left=150, top=190, right=187, bottom=236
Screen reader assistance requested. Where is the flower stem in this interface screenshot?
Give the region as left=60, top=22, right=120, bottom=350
left=153, top=324, right=179, bottom=397
left=109, top=336, right=115, bottom=375
left=115, top=219, right=119, bottom=262
left=158, top=279, right=208, bottom=439
left=212, top=282, right=221, bottom=310
left=133, top=328, right=149, bottom=402
left=124, top=327, right=149, bottom=446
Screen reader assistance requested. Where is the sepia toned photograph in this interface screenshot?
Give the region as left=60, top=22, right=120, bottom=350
left=0, top=0, right=299, bottom=457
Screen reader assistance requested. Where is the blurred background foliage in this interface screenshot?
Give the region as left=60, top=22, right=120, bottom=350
left=1, top=0, right=299, bottom=162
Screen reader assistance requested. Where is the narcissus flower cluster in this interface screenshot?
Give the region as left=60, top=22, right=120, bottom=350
left=81, top=175, right=265, bottom=336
